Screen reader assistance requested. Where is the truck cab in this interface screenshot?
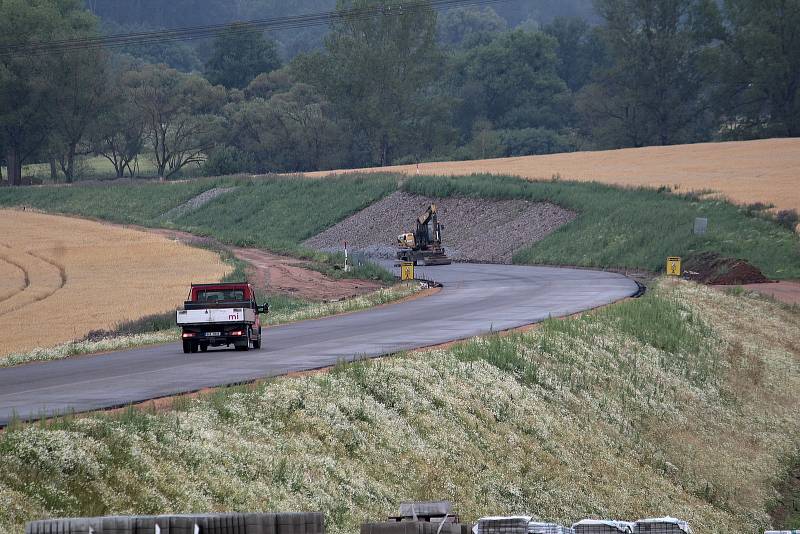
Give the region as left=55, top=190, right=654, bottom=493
left=176, top=282, right=268, bottom=353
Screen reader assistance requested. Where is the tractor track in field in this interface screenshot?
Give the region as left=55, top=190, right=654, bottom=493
left=0, top=244, right=66, bottom=317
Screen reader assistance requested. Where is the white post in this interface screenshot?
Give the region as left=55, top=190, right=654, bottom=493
left=344, top=241, right=349, bottom=273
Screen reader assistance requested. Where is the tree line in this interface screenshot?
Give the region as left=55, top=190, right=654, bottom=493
left=1, top=0, right=798, bottom=185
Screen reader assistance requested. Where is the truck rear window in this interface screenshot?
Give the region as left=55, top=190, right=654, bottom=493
left=195, top=289, right=245, bottom=302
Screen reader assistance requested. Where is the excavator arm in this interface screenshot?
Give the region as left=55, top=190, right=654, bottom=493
left=417, top=204, right=436, bottom=226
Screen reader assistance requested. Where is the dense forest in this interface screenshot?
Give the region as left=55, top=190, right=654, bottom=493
left=1, top=0, right=798, bottom=183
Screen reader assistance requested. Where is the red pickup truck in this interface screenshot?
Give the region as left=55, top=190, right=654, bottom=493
left=176, top=283, right=268, bottom=353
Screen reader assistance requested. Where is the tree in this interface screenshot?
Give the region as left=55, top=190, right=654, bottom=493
left=578, top=0, right=720, bottom=148
left=438, top=6, right=507, bottom=47
left=717, top=0, right=800, bottom=138
left=126, top=63, right=226, bottom=179
left=206, top=24, right=282, bottom=89
left=225, top=77, right=344, bottom=172
left=451, top=30, right=572, bottom=132
left=298, top=0, right=443, bottom=167
left=543, top=17, right=607, bottom=92
left=0, top=0, right=97, bottom=186
left=48, top=47, right=110, bottom=183
left=89, top=57, right=146, bottom=178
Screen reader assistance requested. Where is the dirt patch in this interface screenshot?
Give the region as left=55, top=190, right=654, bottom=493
left=684, top=252, right=770, bottom=285
left=146, top=228, right=383, bottom=301
left=719, top=281, right=800, bottom=306
left=303, top=191, right=576, bottom=264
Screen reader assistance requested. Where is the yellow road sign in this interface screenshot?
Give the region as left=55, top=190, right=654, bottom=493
left=666, top=256, right=682, bottom=276
left=401, top=262, right=415, bottom=281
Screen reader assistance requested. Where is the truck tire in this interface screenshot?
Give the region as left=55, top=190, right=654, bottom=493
left=182, top=340, right=191, bottom=354
left=253, top=327, right=262, bottom=349
left=235, top=328, right=251, bottom=351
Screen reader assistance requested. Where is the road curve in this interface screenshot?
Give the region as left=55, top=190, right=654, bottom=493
left=0, top=263, right=639, bottom=426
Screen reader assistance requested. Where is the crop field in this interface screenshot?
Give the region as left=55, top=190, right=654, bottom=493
left=0, top=280, right=797, bottom=533
left=0, top=210, right=230, bottom=357
left=307, top=138, right=800, bottom=214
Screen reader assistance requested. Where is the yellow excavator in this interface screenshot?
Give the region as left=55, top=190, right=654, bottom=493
left=396, top=204, right=452, bottom=266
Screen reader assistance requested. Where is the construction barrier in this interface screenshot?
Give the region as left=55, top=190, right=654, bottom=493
left=26, top=512, right=325, bottom=534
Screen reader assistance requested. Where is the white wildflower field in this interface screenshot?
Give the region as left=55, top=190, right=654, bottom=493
left=0, top=280, right=797, bottom=534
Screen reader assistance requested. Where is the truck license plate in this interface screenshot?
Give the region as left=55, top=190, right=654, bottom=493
left=206, top=332, right=221, bottom=337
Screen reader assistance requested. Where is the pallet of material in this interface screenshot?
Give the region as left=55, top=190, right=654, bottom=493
left=475, top=516, right=531, bottom=534
left=633, top=518, right=692, bottom=534
left=572, top=520, right=635, bottom=534
left=362, top=520, right=469, bottom=534
left=528, top=522, right=575, bottom=534
left=25, top=512, right=325, bottom=534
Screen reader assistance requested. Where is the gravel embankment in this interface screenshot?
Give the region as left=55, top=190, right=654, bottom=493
left=161, top=187, right=238, bottom=220
left=303, top=192, right=576, bottom=264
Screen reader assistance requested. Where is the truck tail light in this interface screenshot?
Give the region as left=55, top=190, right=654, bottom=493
left=230, top=330, right=244, bottom=337
left=182, top=332, right=196, bottom=338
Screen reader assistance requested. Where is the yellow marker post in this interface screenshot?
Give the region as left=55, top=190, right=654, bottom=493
left=666, top=256, right=682, bottom=276
left=401, top=262, right=415, bottom=281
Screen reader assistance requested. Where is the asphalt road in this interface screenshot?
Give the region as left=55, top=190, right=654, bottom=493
left=0, top=263, right=639, bottom=426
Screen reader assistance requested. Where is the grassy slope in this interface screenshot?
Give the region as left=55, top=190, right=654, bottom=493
left=0, top=282, right=797, bottom=533
left=403, top=175, right=800, bottom=279
left=0, top=173, right=797, bottom=278
left=175, top=175, right=398, bottom=254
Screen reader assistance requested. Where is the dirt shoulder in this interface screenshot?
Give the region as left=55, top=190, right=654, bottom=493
left=145, top=227, right=383, bottom=301
left=733, top=281, right=800, bottom=306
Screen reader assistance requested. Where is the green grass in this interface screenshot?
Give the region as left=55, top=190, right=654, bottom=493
left=0, top=177, right=235, bottom=224
left=402, top=175, right=800, bottom=279
left=173, top=175, right=397, bottom=254
left=0, top=174, right=397, bottom=255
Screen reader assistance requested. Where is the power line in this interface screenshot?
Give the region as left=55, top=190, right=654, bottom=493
left=0, top=0, right=512, bottom=59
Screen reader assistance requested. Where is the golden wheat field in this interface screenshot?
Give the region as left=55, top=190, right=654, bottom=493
left=308, top=138, right=800, bottom=213
left=0, top=210, right=231, bottom=358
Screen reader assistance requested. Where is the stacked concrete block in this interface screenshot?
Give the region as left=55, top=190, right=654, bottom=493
left=527, top=522, right=575, bottom=534
left=633, top=518, right=692, bottom=534
left=242, top=513, right=277, bottom=534
left=475, top=517, right=531, bottom=534
left=25, top=512, right=324, bottom=534
left=571, top=520, right=635, bottom=534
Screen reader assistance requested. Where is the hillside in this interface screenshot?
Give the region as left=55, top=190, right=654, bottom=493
left=306, top=138, right=800, bottom=215
left=0, top=281, right=797, bottom=533
left=1, top=174, right=798, bottom=278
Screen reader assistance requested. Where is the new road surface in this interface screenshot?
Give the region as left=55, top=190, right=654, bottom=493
left=0, top=263, right=639, bottom=426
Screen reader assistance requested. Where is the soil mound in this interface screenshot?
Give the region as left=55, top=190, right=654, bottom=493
left=684, top=252, right=770, bottom=285
left=303, top=191, right=576, bottom=264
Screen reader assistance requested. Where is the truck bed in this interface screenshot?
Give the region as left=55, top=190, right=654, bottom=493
left=176, top=306, right=256, bottom=326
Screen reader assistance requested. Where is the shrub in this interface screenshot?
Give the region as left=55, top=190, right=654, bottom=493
left=775, top=209, right=799, bottom=231
left=204, top=145, right=256, bottom=176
